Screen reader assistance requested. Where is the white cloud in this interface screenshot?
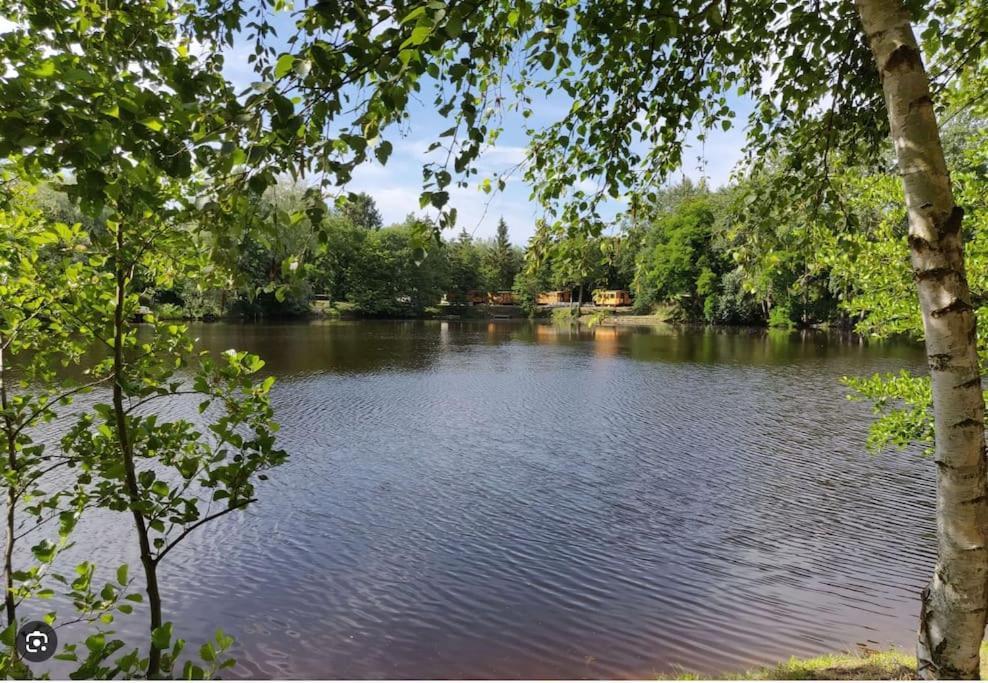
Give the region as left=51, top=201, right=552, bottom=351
left=478, top=145, right=528, bottom=166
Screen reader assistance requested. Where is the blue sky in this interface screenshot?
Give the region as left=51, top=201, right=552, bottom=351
left=220, top=15, right=755, bottom=245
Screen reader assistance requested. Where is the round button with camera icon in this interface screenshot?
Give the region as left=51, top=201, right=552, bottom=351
left=15, top=621, right=57, bottom=662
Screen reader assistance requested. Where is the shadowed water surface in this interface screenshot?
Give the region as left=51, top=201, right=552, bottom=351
left=31, top=321, right=932, bottom=678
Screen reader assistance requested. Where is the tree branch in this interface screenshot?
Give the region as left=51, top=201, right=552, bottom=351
left=153, top=498, right=256, bottom=565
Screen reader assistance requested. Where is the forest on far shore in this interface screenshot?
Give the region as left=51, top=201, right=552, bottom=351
left=24, top=109, right=987, bottom=331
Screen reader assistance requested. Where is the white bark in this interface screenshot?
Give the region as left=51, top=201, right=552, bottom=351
left=854, top=0, right=988, bottom=678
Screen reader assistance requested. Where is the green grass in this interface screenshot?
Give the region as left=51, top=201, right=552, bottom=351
left=620, top=303, right=678, bottom=321
left=319, top=300, right=358, bottom=318
left=664, top=644, right=988, bottom=680
left=648, top=303, right=679, bottom=321
left=582, top=310, right=612, bottom=327
left=736, top=650, right=915, bottom=680
left=551, top=307, right=580, bottom=324
left=153, top=302, right=185, bottom=320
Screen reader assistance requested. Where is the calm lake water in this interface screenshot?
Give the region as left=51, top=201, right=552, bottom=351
left=32, top=320, right=934, bottom=679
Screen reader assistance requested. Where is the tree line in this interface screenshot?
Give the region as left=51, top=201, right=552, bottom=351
left=138, top=108, right=978, bottom=335
left=531, top=109, right=986, bottom=330
left=120, top=112, right=986, bottom=333
left=30, top=184, right=524, bottom=319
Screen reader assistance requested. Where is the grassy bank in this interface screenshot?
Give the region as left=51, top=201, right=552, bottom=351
left=570, top=304, right=678, bottom=327
left=668, top=645, right=988, bottom=680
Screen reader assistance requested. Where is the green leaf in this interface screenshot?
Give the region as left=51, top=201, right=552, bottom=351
left=199, top=642, right=216, bottom=662
left=85, top=633, right=105, bottom=652
left=0, top=624, right=14, bottom=647
left=151, top=623, right=173, bottom=651
left=375, top=140, right=393, bottom=165
left=401, top=24, right=432, bottom=49
left=182, top=661, right=206, bottom=680
left=30, top=60, right=56, bottom=78
left=400, top=6, right=427, bottom=24
left=274, top=54, right=295, bottom=79
left=215, top=629, right=234, bottom=650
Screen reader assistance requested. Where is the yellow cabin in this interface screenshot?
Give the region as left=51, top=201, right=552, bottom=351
left=489, top=291, right=517, bottom=305
left=466, top=290, right=488, bottom=305
left=536, top=291, right=572, bottom=305
left=593, top=290, right=632, bottom=307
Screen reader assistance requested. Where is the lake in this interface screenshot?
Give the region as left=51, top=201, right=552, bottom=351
left=32, top=320, right=933, bottom=678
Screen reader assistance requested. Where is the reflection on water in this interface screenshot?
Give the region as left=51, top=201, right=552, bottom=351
left=29, top=320, right=930, bottom=679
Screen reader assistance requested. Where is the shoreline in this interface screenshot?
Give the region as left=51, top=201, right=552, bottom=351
left=667, top=643, right=988, bottom=680
left=151, top=305, right=879, bottom=339
left=666, top=648, right=917, bottom=680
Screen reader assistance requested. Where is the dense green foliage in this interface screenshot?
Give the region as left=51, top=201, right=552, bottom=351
left=836, top=110, right=988, bottom=456
left=167, top=196, right=523, bottom=318
left=342, top=221, right=448, bottom=316
left=108, top=113, right=977, bottom=339
left=28, top=184, right=530, bottom=319
left=486, top=219, right=523, bottom=291
left=617, top=178, right=844, bottom=327
left=0, top=1, right=288, bottom=677
left=634, top=197, right=722, bottom=320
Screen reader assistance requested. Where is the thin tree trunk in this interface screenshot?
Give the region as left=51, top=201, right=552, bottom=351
left=0, top=341, right=17, bottom=629
left=110, top=225, right=164, bottom=677
left=855, top=1, right=988, bottom=677
left=4, top=483, right=14, bottom=629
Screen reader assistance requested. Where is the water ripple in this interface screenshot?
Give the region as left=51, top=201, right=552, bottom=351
left=24, top=322, right=931, bottom=679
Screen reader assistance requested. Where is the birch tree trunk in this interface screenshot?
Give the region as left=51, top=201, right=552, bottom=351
left=855, top=1, right=988, bottom=677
